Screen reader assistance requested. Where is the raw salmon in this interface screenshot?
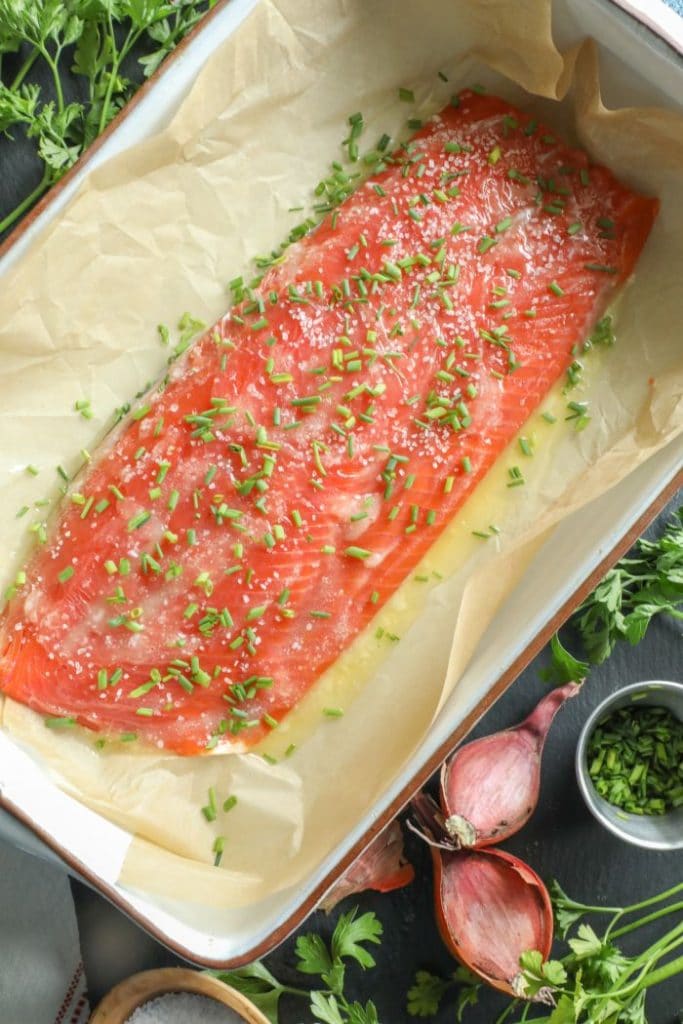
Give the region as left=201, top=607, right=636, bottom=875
left=0, top=91, right=657, bottom=754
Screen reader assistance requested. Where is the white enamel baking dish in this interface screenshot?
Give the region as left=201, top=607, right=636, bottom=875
left=0, top=0, right=681, bottom=966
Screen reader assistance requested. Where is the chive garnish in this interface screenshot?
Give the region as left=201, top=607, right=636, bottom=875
left=344, top=546, right=372, bottom=560
left=127, top=510, right=151, bottom=531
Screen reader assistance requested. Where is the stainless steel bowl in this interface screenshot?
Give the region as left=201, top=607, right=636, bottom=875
left=576, top=680, right=683, bottom=851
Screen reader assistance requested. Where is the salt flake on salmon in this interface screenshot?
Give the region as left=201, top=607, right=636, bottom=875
left=0, top=91, right=657, bottom=754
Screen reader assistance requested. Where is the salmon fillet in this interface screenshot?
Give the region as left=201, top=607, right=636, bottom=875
left=0, top=91, right=657, bottom=754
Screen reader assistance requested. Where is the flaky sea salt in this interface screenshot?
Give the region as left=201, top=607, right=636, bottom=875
left=126, top=991, right=244, bottom=1024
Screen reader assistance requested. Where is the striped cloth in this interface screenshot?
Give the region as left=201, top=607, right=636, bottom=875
left=0, top=839, right=89, bottom=1024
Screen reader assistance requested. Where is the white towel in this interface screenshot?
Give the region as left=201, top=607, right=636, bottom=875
left=0, top=838, right=89, bottom=1024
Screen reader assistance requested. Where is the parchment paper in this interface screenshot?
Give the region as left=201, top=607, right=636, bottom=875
left=1, top=0, right=682, bottom=907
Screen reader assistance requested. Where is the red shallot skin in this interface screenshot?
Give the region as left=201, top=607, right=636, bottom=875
left=441, top=681, right=580, bottom=848
left=432, top=846, right=554, bottom=996
left=319, top=820, right=415, bottom=912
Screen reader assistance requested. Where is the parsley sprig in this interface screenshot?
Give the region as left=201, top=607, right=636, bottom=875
left=209, top=908, right=383, bottom=1024
left=548, top=506, right=683, bottom=682
left=407, top=881, right=683, bottom=1024
left=0, top=0, right=215, bottom=237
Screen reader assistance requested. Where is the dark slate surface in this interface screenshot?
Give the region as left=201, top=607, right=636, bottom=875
left=70, top=498, right=683, bottom=1023
left=1, top=27, right=681, bottom=1024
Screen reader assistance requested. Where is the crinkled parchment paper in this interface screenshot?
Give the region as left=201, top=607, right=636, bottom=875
left=1, top=0, right=682, bottom=906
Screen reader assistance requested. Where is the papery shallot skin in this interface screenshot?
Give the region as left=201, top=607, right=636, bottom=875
left=0, top=90, right=656, bottom=754
left=319, top=820, right=414, bottom=912
left=441, top=682, right=580, bottom=847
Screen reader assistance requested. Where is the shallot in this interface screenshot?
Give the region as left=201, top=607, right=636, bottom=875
left=409, top=684, right=581, bottom=995
left=411, top=793, right=554, bottom=997
left=440, top=681, right=580, bottom=848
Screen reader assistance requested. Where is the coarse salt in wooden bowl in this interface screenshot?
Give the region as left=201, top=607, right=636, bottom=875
left=89, top=967, right=270, bottom=1024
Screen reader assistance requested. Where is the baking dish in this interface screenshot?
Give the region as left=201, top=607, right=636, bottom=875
left=0, top=0, right=681, bottom=966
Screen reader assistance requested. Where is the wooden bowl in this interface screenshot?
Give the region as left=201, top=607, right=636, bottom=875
left=89, top=967, right=270, bottom=1024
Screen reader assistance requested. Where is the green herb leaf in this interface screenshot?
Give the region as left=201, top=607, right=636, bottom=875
left=518, top=950, right=567, bottom=998
left=345, top=1000, right=380, bottom=1024
left=209, top=962, right=288, bottom=1024
left=545, top=634, right=589, bottom=685
left=548, top=994, right=576, bottom=1024
left=406, top=970, right=450, bottom=1017
left=331, top=909, right=383, bottom=968
left=296, top=933, right=334, bottom=976
left=310, top=991, right=345, bottom=1024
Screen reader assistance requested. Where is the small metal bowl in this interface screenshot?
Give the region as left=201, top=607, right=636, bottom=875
left=576, top=680, right=683, bottom=851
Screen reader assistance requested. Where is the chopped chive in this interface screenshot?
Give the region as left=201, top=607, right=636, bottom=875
left=213, top=836, right=225, bottom=866
left=127, top=510, right=151, bottom=531
left=584, top=263, right=618, bottom=274
left=344, top=546, right=372, bottom=560
left=57, top=566, right=74, bottom=583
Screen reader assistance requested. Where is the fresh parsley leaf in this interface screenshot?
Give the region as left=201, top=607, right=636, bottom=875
left=346, top=999, right=380, bottom=1024
left=519, top=950, right=567, bottom=998
left=406, top=970, right=451, bottom=1017
left=545, top=633, right=589, bottom=685
left=550, top=880, right=598, bottom=939
left=210, top=961, right=290, bottom=1024
left=406, top=967, right=480, bottom=1020
left=296, top=932, right=334, bottom=976
left=571, top=508, right=683, bottom=665
left=331, top=909, right=383, bottom=969
left=321, top=962, right=346, bottom=998
left=567, top=923, right=603, bottom=960
left=548, top=508, right=683, bottom=673
left=548, top=994, right=576, bottom=1024
left=573, top=928, right=629, bottom=990
left=310, top=990, right=346, bottom=1024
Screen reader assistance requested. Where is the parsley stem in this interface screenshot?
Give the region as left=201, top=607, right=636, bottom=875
left=38, top=44, right=65, bottom=115
left=97, top=11, right=123, bottom=134
left=605, top=882, right=683, bottom=941
left=0, top=167, right=52, bottom=236
left=610, top=901, right=683, bottom=941
left=10, top=48, right=39, bottom=91
left=639, top=953, right=683, bottom=991
left=610, top=921, right=683, bottom=993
